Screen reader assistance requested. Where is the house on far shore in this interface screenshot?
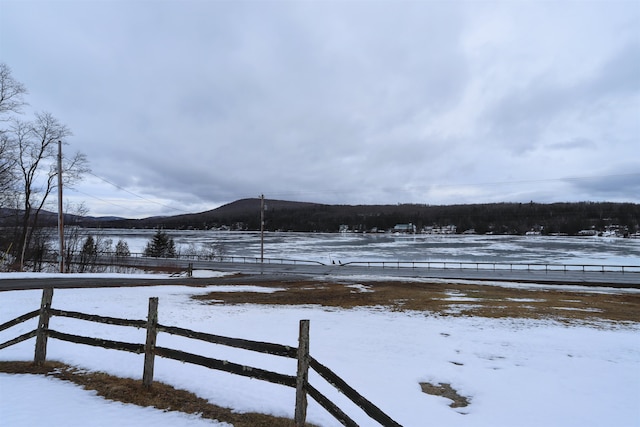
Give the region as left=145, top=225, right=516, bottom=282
left=393, top=223, right=416, bottom=233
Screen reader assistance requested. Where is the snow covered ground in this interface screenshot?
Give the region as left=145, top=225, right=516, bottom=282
left=1, top=272, right=639, bottom=427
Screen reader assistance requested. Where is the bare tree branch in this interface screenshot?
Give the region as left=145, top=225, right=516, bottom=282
left=0, top=63, right=28, bottom=118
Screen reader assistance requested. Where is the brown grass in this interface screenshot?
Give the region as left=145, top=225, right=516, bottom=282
left=0, top=361, right=315, bottom=427
left=193, top=279, right=640, bottom=324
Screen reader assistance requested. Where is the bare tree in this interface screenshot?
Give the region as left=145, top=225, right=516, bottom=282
left=61, top=202, right=89, bottom=272
left=0, top=63, right=27, bottom=117
left=12, top=112, right=89, bottom=270
left=65, top=233, right=111, bottom=273
left=0, top=63, right=27, bottom=206
left=0, top=127, right=20, bottom=263
left=0, top=65, right=92, bottom=271
left=0, top=134, right=16, bottom=197
left=115, top=239, right=130, bottom=258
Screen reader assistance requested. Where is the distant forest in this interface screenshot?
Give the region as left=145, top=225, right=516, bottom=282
left=78, top=199, right=640, bottom=236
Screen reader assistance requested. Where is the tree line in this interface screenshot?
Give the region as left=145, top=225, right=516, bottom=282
left=88, top=198, right=640, bottom=237
left=258, top=201, right=639, bottom=235
left=56, top=229, right=172, bottom=273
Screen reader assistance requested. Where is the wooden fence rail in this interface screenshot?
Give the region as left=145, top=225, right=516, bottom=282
left=0, top=290, right=402, bottom=427
left=48, top=329, right=145, bottom=354
left=310, top=357, right=401, bottom=427
left=154, top=346, right=297, bottom=388
left=0, top=329, right=37, bottom=351
left=0, top=309, right=39, bottom=332
left=51, top=308, right=148, bottom=328
left=157, top=323, right=297, bottom=357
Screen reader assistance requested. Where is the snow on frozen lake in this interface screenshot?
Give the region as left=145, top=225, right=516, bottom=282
left=85, top=229, right=640, bottom=266
left=1, top=273, right=639, bottom=426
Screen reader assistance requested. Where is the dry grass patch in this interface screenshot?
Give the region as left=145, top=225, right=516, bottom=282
left=0, top=361, right=316, bottom=427
left=193, top=279, right=640, bottom=324
left=419, top=382, right=470, bottom=408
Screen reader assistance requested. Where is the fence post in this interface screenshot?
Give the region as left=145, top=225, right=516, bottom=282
left=34, top=288, right=54, bottom=366
left=295, top=319, right=310, bottom=427
left=143, top=297, right=159, bottom=388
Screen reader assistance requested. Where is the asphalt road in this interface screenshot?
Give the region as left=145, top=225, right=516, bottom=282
left=1, top=259, right=639, bottom=291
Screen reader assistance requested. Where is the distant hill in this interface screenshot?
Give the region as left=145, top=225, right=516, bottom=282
left=0, top=207, right=126, bottom=227
left=76, top=199, right=640, bottom=236
left=191, top=198, right=325, bottom=220
left=77, top=198, right=327, bottom=229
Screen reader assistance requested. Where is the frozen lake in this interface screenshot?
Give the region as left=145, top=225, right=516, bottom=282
left=87, top=229, right=640, bottom=266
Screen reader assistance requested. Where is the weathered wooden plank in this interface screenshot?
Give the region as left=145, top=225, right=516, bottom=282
left=155, top=346, right=297, bottom=388
left=34, top=288, right=53, bottom=365
left=295, top=319, right=310, bottom=427
left=0, top=310, right=39, bottom=332
left=310, top=356, right=402, bottom=427
left=306, top=383, right=359, bottom=427
left=0, top=329, right=37, bottom=350
left=158, top=324, right=297, bottom=358
left=50, top=309, right=146, bottom=328
left=47, top=329, right=145, bottom=354
left=143, top=297, right=158, bottom=388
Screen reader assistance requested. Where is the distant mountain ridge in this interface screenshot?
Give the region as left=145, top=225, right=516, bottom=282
left=74, top=198, right=640, bottom=236
left=2, top=199, right=638, bottom=236
left=77, top=198, right=327, bottom=229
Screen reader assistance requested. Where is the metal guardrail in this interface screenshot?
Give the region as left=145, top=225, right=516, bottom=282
left=111, top=253, right=326, bottom=266
left=342, top=260, right=640, bottom=273
left=43, top=253, right=326, bottom=268
left=49, top=252, right=640, bottom=274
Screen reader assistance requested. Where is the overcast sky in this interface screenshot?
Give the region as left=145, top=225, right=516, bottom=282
left=1, top=0, right=638, bottom=218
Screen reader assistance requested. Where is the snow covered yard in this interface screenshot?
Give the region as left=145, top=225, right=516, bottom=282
left=1, top=274, right=639, bottom=427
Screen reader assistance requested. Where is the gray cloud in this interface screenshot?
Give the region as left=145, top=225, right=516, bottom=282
left=1, top=0, right=637, bottom=217
left=565, top=164, right=640, bottom=201
left=546, top=137, right=598, bottom=151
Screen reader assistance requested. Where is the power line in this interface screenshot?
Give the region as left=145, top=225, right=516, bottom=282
left=84, top=171, right=191, bottom=213
left=66, top=186, right=138, bottom=213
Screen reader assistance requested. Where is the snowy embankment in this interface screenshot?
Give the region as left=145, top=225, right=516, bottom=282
left=1, top=272, right=639, bottom=427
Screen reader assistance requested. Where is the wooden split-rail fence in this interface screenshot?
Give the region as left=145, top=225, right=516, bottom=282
left=0, top=288, right=401, bottom=427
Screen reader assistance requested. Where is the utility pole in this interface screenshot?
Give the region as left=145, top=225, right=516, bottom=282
left=260, top=194, right=264, bottom=263
left=57, top=140, right=64, bottom=273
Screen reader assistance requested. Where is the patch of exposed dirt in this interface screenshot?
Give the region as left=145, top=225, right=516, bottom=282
left=192, top=279, right=640, bottom=324
left=419, top=382, right=470, bottom=408
left=0, top=361, right=316, bottom=427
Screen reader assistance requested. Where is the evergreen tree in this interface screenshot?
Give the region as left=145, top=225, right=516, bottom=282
left=79, top=235, right=97, bottom=272
left=144, top=230, right=176, bottom=258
